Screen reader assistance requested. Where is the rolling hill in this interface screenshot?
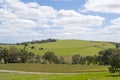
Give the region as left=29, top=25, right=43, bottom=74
left=4, top=40, right=115, bottom=56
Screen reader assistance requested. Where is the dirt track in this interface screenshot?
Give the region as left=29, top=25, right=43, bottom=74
left=0, top=69, right=83, bottom=75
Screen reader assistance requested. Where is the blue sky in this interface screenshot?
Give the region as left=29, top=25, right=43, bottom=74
left=21, top=0, right=119, bottom=22
left=0, top=0, right=120, bottom=43
left=22, top=0, right=87, bottom=10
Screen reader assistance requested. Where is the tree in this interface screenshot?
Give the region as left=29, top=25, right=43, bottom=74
left=2, top=48, right=9, bottom=64
left=85, top=56, right=93, bottom=65
left=98, top=48, right=114, bottom=65
left=109, top=49, right=120, bottom=73
left=28, top=52, right=35, bottom=63
left=79, top=57, right=86, bottom=65
left=35, top=54, right=41, bottom=63
left=115, top=43, right=119, bottom=49
left=31, top=46, right=35, bottom=49
left=72, top=54, right=81, bottom=64
left=93, top=55, right=99, bottom=65
left=0, top=47, right=2, bottom=57
left=7, top=46, right=20, bottom=63
left=42, top=52, right=58, bottom=64
left=19, top=49, right=29, bottom=63
left=24, top=43, right=28, bottom=49
left=0, top=46, right=38, bottom=64
left=0, top=47, right=3, bottom=62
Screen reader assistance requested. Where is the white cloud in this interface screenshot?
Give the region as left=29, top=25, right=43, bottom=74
left=84, top=0, right=120, bottom=14
left=105, top=17, right=120, bottom=32
left=53, top=10, right=104, bottom=27
left=91, top=17, right=120, bottom=42
left=111, top=17, right=120, bottom=25
left=0, top=0, right=107, bottom=43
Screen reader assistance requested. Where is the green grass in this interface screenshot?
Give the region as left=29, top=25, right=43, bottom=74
left=0, top=64, right=108, bottom=73
left=0, top=64, right=119, bottom=80
left=0, top=72, right=120, bottom=80
left=1, top=40, right=115, bottom=62
left=2, top=40, right=115, bottom=56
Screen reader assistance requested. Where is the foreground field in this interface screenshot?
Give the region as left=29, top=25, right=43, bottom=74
left=0, top=72, right=120, bottom=80
left=3, top=40, right=115, bottom=56
left=0, top=64, right=108, bottom=73
left=0, top=64, right=119, bottom=80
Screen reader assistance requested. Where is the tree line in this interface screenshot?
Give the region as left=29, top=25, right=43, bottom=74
left=72, top=48, right=120, bottom=73
left=72, top=48, right=114, bottom=65
left=0, top=46, right=65, bottom=64
left=0, top=46, right=39, bottom=63
left=0, top=45, right=120, bottom=73
left=16, top=38, right=57, bottom=45
left=0, top=46, right=119, bottom=65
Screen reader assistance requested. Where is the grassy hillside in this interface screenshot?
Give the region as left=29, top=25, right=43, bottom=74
left=2, top=40, right=115, bottom=56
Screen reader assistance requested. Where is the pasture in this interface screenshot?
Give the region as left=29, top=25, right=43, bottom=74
left=0, top=64, right=114, bottom=80
left=2, top=40, right=115, bottom=56
left=0, top=64, right=108, bottom=73
left=0, top=40, right=117, bottom=80
left=0, top=71, right=119, bottom=80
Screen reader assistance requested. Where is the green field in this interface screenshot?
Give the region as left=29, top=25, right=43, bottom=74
left=0, top=64, right=119, bottom=80
left=3, top=40, right=115, bottom=56
left=0, top=72, right=120, bottom=80
left=0, top=64, right=108, bottom=73
left=0, top=40, right=117, bottom=80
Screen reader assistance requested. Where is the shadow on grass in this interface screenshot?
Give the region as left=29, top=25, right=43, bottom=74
left=107, top=74, right=120, bottom=77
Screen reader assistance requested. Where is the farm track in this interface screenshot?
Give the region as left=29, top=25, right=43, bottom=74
left=0, top=69, right=107, bottom=75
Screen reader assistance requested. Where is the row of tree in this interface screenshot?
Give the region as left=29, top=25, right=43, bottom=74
left=0, top=46, right=120, bottom=73
left=16, top=38, right=57, bottom=45
left=0, top=46, right=40, bottom=63
left=72, top=48, right=114, bottom=65
left=0, top=46, right=119, bottom=65
left=0, top=46, right=65, bottom=64
left=72, top=48, right=120, bottom=73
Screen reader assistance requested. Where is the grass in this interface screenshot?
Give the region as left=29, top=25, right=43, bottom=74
left=2, top=40, right=115, bottom=56
left=0, top=64, right=119, bottom=80
left=0, top=64, right=108, bottom=73
left=1, top=40, right=115, bottom=62
left=0, top=40, right=117, bottom=80
left=0, top=72, right=120, bottom=80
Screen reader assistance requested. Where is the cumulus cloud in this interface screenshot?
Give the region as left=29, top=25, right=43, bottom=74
left=90, top=17, right=120, bottom=42
left=0, top=0, right=106, bottom=43
left=53, top=10, right=104, bottom=27
left=84, top=0, right=120, bottom=14
left=105, top=17, right=120, bottom=33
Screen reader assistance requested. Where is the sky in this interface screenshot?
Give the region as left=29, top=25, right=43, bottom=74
left=0, top=0, right=120, bottom=43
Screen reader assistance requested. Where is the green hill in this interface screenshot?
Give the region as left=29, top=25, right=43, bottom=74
left=10, top=40, right=115, bottom=56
